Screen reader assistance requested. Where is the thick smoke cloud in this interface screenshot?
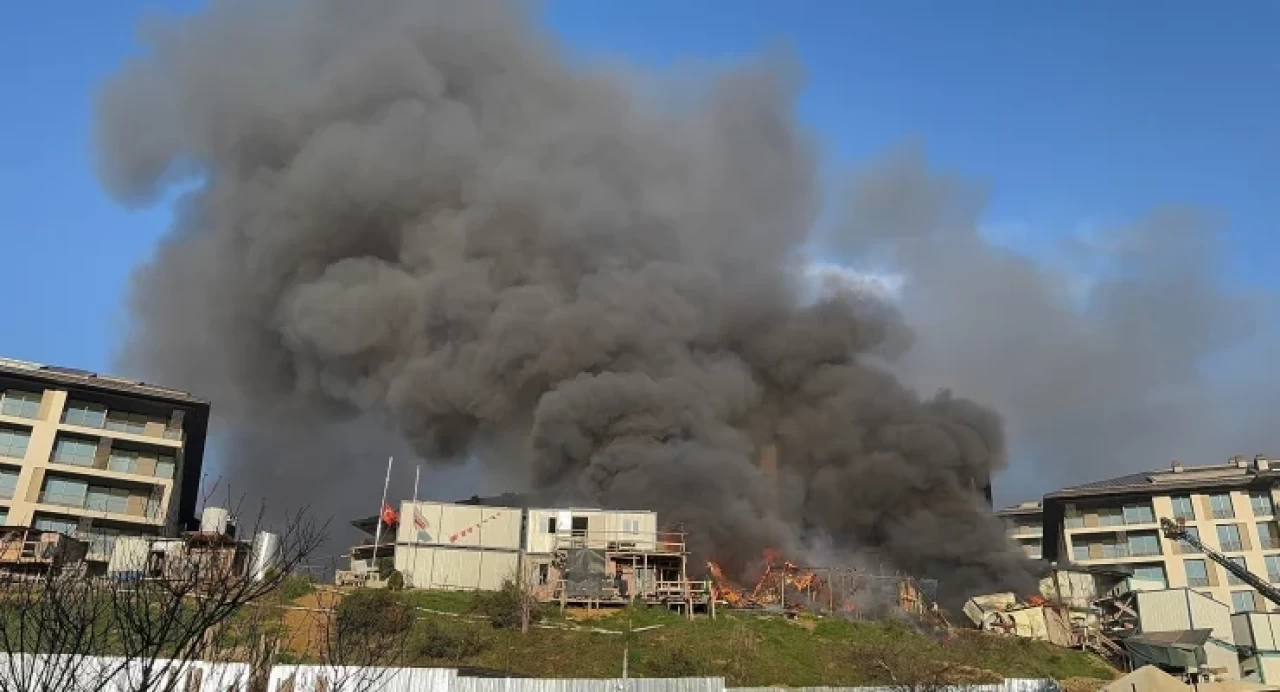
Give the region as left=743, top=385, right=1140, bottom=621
left=830, top=147, right=1280, bottom=505
left=96, top=0, right=1037, bottom=601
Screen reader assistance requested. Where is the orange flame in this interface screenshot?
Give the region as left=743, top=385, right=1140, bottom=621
left=708, top=561, right=748, bottom=606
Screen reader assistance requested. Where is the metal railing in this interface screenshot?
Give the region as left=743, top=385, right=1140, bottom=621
left=551, top=529, right=686, bottom=554
left=1220, top=541, right=1245, bottom=552
left=1187, top=576, right=1212, bottom=587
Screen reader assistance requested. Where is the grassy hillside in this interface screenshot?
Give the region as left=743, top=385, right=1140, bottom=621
left=301, top=588, right=1117, bottom=686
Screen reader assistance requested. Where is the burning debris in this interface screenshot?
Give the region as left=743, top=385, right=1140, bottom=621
left=709, top=549, right=938, bottom=620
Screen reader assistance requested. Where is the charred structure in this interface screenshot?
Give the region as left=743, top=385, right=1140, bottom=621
left=97, top=0, right=1037, bottom=604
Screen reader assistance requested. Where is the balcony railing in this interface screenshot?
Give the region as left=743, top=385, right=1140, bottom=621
left=38, top=492, right=143, bottom=517
left=1220, top=541, right=1245, bottom=552
left=1213, top=509, right=1236, bottom=520
left=1259, top=538, right=1280, bottom=550
left=1187, top=576, right=1211, bottom=587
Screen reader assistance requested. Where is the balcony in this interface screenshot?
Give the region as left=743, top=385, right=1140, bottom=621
left=1187, top=576, right=1212, bottom=587
left=37, top=491, right=150, bottom=519
left=1221, top=542, right=1245, bottom=552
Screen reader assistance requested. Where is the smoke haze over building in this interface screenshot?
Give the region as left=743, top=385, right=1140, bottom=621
left=94, top=0, right=1220, bottom=601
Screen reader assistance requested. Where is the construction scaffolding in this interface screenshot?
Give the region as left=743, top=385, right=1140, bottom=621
left=531, top=528, right=713, bottom=616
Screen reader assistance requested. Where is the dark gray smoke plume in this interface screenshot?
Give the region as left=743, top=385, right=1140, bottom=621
left=829, top=147, right=1280, bottom=505
left=96, top=0, right=1038, bottom=601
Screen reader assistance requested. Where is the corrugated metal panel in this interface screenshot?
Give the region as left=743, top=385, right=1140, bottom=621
left=1136, top=589, right=1192, bottom=632
left=399, top=546, right=520, bottom=590
left=455, top=678, right=724, bottom=692
left=1187, top=589, right=1233, bottom=641
left=0, top=655, right=250, bottom=692
left=399, top=502, right=523, bottom=551
left=268, top=665, right=456, bottom=692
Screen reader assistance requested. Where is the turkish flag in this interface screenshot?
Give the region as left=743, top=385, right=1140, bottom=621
left=381, top=502, right=399, bottom=526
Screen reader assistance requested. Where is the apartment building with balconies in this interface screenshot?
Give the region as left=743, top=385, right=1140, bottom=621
left=1042, top=456, right=1280, bottom=614
left=0, top=357, right=209, bottom=565
left=995, top=501, right=1043, bottom=560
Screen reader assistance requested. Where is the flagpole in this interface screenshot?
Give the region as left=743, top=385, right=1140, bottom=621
left=373, top=456, right=393, bottom=552
left=413, top=464, right=421, bottom=504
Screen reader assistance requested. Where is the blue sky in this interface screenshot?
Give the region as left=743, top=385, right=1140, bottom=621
left=2, top=2, right=1276, bottom=442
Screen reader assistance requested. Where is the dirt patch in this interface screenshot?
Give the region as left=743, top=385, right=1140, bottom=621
left=1059, top=677, right=1108, bottom=692
left=279, top=591, right=341, bottom=658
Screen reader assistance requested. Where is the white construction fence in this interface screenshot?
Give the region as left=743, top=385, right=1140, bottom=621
left=0, top=657, right=1060, bottom=692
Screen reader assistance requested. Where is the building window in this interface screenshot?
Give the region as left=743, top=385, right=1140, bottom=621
left=1185, top=559, right=1210, bottom=587
left=1132, top=565, right=1168, bottom=588
left=1180, top=526, right=1202, bottom=553
left=107, top=449, right=139, bottom=474
left=1252, top=491, right=1276, bottom=518
left=53, top=436, right=99, bottom=467
left=33, top=516, right=77, bottom=536
left=1128, top=533, right=1161, bottom=557
left=1218, top=524, right=1244, bottom=552
left=1171, top=496, right=1196, bottom=521
left=1064, top=506, right=1084, bottom=529
left=1227, top=557, right=1249, bottom=586
left=0, top=509, right=7, bottom=525
left=1123, top=503, right=1156, bottom=525
left=1072, top=543, right=1089, bottom=562
left=1210, top=493, right=1235, bottom=519
left=537, top=563, right=550, bottom=586
left=86, top=487, right=129, bottom=515
left=622, top=519, right=640, bottom=533
left=1024, top=540, right=1042, bottom=560
left=0, top=390, right=41, bottom=419
left=1258, top=522, right=1280, bottom=550
left=41, top=477, right=88, bottom=508
left=1266, top=555, right=1280, bottom=583
left=1098, top=508, right=1125, bottom=527
left=571, top=517, right=588, bottom=536
left=0, top=468, right=17, bottom=500
left=0, top=426, right=30, bottom=459
left=545, top=517, right=557, bottom=534
left=1232, top=591, right=1258, bottom=614
left=62, top=401, right=107, bottom=429
left=104, top=411, right=148, bottom=436
left=156, top=455, right=176, bottom=479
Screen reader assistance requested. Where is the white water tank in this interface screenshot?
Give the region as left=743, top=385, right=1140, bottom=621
left=248, top=531, right=281, bottom=582
left=200, top=506, right=230, bottom=535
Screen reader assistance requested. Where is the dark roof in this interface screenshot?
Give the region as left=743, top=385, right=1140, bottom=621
left=0, top=357, right=206, bottom=405
left=0, top=356, right=211, bottom=529
left=1042, top=464, right=1280, bottom=562
left=995, top=504, right=1042, bottom=517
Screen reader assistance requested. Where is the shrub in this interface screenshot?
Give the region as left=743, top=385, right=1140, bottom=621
left=388, top=571, right=405, bottom=591
left=415, top=620, right=488, bottom=660
left=278, top=574, right=316, bottom=601
left=376, top=557, right=396, bottom=580
left=336, top=589, right=413, bottom=637
left=643, top=649, right=703, bottom=677
left=470, top=580, right=540, bottom=629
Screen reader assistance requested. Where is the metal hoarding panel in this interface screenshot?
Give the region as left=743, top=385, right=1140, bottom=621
left=0, top=655, right=251, bottom=692
left=455, top=678, right=726, bottom=692
left=268, top=665, right=456, bottom=692
left=1187, top=589, right=1233, bottom=641
left=1136, top=590, right=1192, bottom=633
left=1234, top=612, right=1256, bottom=648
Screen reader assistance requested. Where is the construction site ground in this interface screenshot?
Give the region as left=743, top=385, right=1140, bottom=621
left=271, top=584, right=1118, bottom=686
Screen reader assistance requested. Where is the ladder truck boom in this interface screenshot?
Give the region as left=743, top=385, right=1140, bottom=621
left=1160, top=517, right=1280, bottom=608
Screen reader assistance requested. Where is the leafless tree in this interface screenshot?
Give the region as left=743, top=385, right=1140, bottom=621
left=0, top=501, right=327, bottom=692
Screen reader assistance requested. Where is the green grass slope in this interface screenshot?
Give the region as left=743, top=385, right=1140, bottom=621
left=356, top=590, right=1116, bottom=686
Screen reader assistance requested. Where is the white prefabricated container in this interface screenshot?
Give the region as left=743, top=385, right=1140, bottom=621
left=394, top=545, right=520, bottom=591
left=524, top=508, right=657, bottom=554
left=396, top=501, right=522, bottom=550
left=200, top=507, right=230, bottom=535
left=1233, top=612, right=1280, bottom=684
left=1135, top=588, right=1240, bottom=679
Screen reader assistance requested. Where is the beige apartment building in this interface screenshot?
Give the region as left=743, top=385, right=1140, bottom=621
left=1041, top=456, right=1280, bottom=614
left=995, top=501, right=1043, bottom=560
left=0, top=357, right=209, bottom=565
